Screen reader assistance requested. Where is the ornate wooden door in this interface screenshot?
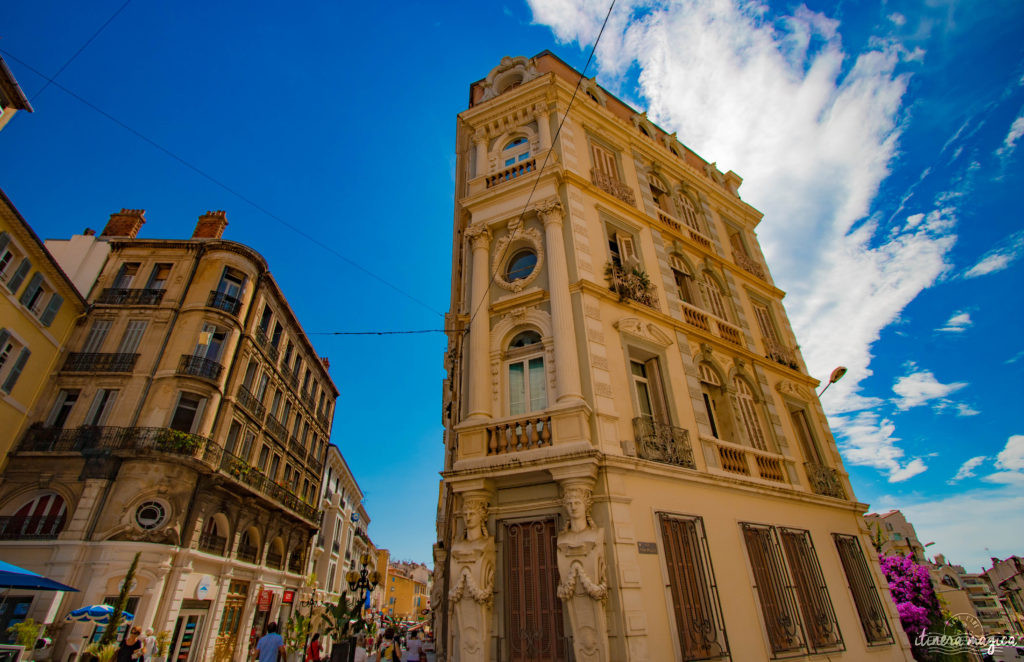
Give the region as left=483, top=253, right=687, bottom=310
left=504, top=519, right=567, bottom=662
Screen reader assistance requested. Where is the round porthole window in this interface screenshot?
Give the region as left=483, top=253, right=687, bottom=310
left=135, top=501, right=167, bottom=530
left=506, top=249, right=537, bottom=282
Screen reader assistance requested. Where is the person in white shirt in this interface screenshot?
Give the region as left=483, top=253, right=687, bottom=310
left=353, top=636, right=371, bottom=662
left=405, top=631, right=423, bottom=662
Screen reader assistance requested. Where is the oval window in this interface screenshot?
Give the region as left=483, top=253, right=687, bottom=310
left=506, top=249, right=537, bottom=282
left=135, top=501, right=167, bottom=530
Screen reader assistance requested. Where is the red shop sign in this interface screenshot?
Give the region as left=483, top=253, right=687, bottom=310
left=282, top=590, right=295, bottom=604
left=257, top=589, right=274, bottom=612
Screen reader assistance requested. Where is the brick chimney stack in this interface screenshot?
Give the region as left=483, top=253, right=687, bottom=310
left=193, top=210, right=228, bottom=239
left=101, top=209, right=146, bottom=238
left=320, top=356, right=331, bottom=370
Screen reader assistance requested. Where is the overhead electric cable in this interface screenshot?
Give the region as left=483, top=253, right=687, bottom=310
left=0, top=48, right=444, bottom=318
left=464, top=0, right=617, bottom=331
left=30, top=0, right=135, bottom=101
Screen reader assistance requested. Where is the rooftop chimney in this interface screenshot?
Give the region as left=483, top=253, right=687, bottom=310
left=83, top=228, right=95, bottom=236
left=193, top=210, right=228, bottom=239
left=101, top=209, right=146, bottom=238
left=320, top=356, right=331, bottom=370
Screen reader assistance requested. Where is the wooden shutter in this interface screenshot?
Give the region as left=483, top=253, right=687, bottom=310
left=779, top=528, right=843, bottom=652
left=678, top=195, right=701, bottom=232
left=617, top=233, right=638, bottom=265
left=504, top=519, right=565, bottom=662
left=660, top=514, right=729, bottom=660
left=591, top=142, right=618, bottom=180
left=0, top=329, right=9, bottom=352
left=742, top=523, right=805, bottom=656
left=734, top=378, right=768, bottom=451
left=0, top=231, right=9, bottom=253
left=1, top=347, right=30, bottom=393
left=752, top=303, right=779, bottom=342
left=6, top=258, right=31, bottom=293
left=82, top=320, right=111, bottom=353
left=117, top=320, right=148, bottom=354
left=18, top=272, right=42, bottom=305
left=39, top=293, right=64, bottom=326
left=699, top=274, right=728, bottom=320
left=833, top=534, right=893, bottom=645
left=729, top=231, right=748, bottom=256
left=790, top=410, right=822, bottom=464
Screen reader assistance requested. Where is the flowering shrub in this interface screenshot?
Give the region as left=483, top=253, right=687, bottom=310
left=879, top=554, right=939, bottom=640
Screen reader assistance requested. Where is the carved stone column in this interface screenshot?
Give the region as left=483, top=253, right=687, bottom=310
left=537, top=202, right=584, bottom=405
left=448, top=488, right=495, bottom=662
left=555, top=475, right=609, bottom=662
left=534, top=103, right=552, bottom=149
left=465, top=223, right=493, bottom=421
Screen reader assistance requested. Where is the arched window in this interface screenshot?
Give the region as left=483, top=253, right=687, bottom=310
left=507, top=331, right=547, bottom=416
left=669, top=256, right=698, bottom=305
left=648, top=176, right=672, bottom=215
left=733, top=378, right=768, bottom=451
left=698, top=364, right=730, bottom=440
left=699, top=273, right=730, bottom=321
left=503, top=137, right=531, bottom=167
left=941, top=575, right=959, bottom=589
left=677, top=194, right=702, bottom=233
left=199, top=516, right=226, bottom=555
left=10, top=493, right=66, bottom=538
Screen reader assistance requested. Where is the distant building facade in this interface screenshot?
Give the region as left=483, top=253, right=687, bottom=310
left=385, top=561, right=431, bottom=622
left=0, top=54, right=32, bottom=132
left=435, top=52, right=912, bottom=661
left=864, top=510, right=928, bottom=562
left=0, top=189, right=86, bottom=467
left=983, top=556, right=1024, bottom=636
left=0, top=210, right=336, bottom=661
left=313, top=444, right=371, bottom=604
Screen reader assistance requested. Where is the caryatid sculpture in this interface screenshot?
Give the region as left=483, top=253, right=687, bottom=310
left=448, top=491, right=495, bottom=661
left=557, top=479, right=610, bottom=662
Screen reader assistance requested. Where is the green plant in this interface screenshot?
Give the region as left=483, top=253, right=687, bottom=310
left=6, top=618, right=42, bottom=648
left=322, top=592, right=370, bottom=642
left=155, top=429, right=201, bottom=454
left=156, top=630, right=172, bottom=656
left=98, top=551, right=140, bottom=648
left=84, top=642, right=119, bottom=662
left=283, top=613, right=312, bottom=654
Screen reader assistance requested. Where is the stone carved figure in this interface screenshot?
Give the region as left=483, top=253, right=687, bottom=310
left=556, top=481, right=609, bottom=662
left=448, top=492, right=495, bottom=661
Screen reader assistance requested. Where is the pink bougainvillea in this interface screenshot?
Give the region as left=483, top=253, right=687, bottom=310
left=879, top=554, right=939, bottom=639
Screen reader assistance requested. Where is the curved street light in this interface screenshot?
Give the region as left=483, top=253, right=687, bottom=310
left=817, top=366, right=847, bottom=398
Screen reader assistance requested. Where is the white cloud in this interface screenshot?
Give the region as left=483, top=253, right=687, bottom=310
left=995, top=435, right=1024, bottom=471
left=892, top=364, right=967, bottom=410
left=955, top=403, right=980, bottom=417
left=896, top=485, right=1024, bottom=571
left=963, top=230, right=1024, bottom=278
left=995, top=112, right=1024, bottom=159
left=528, top=0, right=958, bottom=427
left=832, top=411, right=927, bottom=482
left=948, top=455, right=987, bottom=484
left=937, top=310, right=972, bottom=333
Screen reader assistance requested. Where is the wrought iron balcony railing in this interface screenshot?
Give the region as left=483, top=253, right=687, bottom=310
left=63, top=352, right=139, bottom=373
left=265, top=415, right=288, bottom=442
left=17, top=425, right=318, bottom=521
left=308, top=455, right=323, bottom=474
left=236, top=385, right=266, bottom=420
left=207, top=290, right=242, bottom=316
left=632, top=417, right=695, bottom=469
left=178, top=354, right=223, bottom=381
left=289, top=436, right=305, bottom=460
left=197, top=532, right=227, bottom=555
left=96, top=288, right=166, bottom=305
left=237, top=544, right=260, bottom=564
left=0, top=515, right=65, bottom=540
left=254, top=326, right=280, bottom=362
left=591, top=169, right=636, bottom=205
left=607, top=264, right=658, bottom=309
left=805, top=462, right=847, bottom=499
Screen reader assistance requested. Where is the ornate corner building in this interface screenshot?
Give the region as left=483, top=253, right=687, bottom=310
left=434, top=52, right=913, bottom=662
left=0, top=210, right=336, bottom=661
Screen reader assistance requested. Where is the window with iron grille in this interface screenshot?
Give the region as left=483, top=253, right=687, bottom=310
left=658, top=513, right=730, bottom=660
left=778, top=528, right=843, bottom=653
left=503, top=519, right=567, bottom=662
left=833, top=534, right=894, bottom=646
left=742, top=523, right=843, bottom=658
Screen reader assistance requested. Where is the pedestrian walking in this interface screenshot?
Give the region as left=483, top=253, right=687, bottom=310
left=143, top=628, right=158, bottom=660
left=376, top=627, right=401, bottom=662
left=116, top=626, right=144, bottom=661
left=305, top=633, right=323, bottom=661
left=404, top=630, right=423, bottom=662
left=254, top=622, right=285, bottom=662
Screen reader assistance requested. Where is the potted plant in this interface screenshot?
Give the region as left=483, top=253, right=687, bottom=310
left=83, top=643, right=119, bottom=662
left=283, top=613, right=311, bottom=662
left=6, top=618, right=43, bottom=660
left=322, top=592, right=370, bottom=662
left=154, top=630, right=172, bottom=662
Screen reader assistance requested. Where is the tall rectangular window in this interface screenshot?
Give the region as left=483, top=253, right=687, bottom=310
left=591, top=142, right=618, bottom=180
left=789, top=409, right=824, bottom=465
left=112, top=262, right=140, bottom=289
left=217, top=267, right=246, bottom=299
left=116, top=320, right=148, bottom=354
left=146, top=263, right=172, bottom=290
left=257, top=445, right=270, bottom=471
left=659, top=513, right=730, bottom=660
left=631, top=358, right=667, bottom=423
left=752, top=302, right=780, bottom=342
left=194, top=323, right=226, bottom=361
left=85, top=389, right=119, bottom=426
left=508, top=357, right=546, bottom=416
left=82, top=320, right=112, bottom=353
left=779, top=528, right=843, bottom=652
left=47, top=389, right=80, bottom=428
left=259, top=305, right=273, bottom=332
left=833, top=534, right=894, bottom=645
left=169, top=393, right=205, bottom=433
left=225, top=421, right=242, bottom=455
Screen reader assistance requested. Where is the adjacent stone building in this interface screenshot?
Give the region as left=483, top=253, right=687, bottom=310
left=0, top=210, right=336, bottom=661
left=313, top=443, right=373, bottom=604
left=434, top=52, right=912, bottom=661
left=864, top=510, right=928, bottom=563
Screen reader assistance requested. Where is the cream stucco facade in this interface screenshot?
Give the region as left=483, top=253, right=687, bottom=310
left=0, top=209, right=337, bottom=661
left=434, top=52, right=913, bottom=662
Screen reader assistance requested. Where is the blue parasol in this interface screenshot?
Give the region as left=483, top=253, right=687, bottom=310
left=65, top=604, right=134, bottom=625
left=0, top=559, right=78, bottom=591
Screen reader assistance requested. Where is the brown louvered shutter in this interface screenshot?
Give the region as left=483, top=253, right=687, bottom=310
left=504, top=519, right=566, bottom=661
left=591, top=143, right=618, bottom=180
left=833, top=534, right=894, bottom=645
left=742, top=523, right=805, bottom=656
left=779, top=528, right=843, bottom=652
left=659, top=514, right=730, bottom=660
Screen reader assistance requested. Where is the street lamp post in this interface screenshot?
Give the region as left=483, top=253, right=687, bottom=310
left=341, top=554, right=379, bottom=660
left=817, top=366, right=848, bottom=398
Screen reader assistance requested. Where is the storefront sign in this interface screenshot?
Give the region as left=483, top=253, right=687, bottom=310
left=282, top=590, right=294, bottom=604
left=195, top=575, right=214, bottom=600
left=257, top=589, right=274, bottom=612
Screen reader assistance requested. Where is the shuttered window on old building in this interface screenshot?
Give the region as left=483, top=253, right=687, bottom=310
left=503, top=519, right=567, bottom=662
left=779, top=528, right=844, bottom=653
left=833, top=534, right=894, bottom=645
left=658, top=513, right=730, bottom=660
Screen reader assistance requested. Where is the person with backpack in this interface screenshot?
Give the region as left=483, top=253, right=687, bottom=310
left=376, top=627, right=401, bottom=662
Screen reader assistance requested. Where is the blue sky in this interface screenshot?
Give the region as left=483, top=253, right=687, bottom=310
left=1, top=0, right=1021, bottom=571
